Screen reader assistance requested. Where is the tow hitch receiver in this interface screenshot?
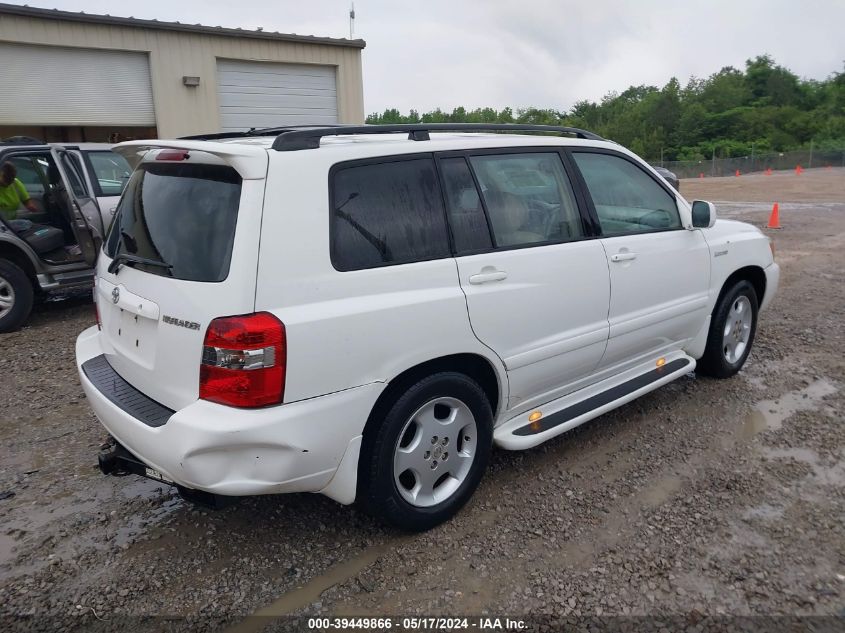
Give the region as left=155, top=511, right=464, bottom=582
left=97, top=438, right=172, bottom=483
left=97, top=436, right=235, bottom=509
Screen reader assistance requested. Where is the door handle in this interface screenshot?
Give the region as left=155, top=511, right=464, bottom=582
left=610, top=252, right=638, bottom=262
left=469, top=268, right=508, bottom=284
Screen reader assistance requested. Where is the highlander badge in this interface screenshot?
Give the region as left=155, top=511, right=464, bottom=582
left=162, top=315, right=201, bottom=331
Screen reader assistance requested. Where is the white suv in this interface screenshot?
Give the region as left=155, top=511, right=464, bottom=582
left=75, top=124, right=779, bottom=530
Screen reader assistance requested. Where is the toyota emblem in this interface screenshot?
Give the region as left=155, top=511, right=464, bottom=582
left=112, top=287, right=120, bottom=304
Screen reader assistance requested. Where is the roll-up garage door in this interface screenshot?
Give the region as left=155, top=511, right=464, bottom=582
left=0, top=43, right=155, bottom=126
left=217, top=60, right=338, bottom=131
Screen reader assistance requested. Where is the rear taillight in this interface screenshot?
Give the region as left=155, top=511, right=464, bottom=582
left=199, top=312, right=286, bottom=408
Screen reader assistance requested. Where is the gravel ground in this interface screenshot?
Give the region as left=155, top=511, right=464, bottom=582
left=0, top=169, right=843, bottom=632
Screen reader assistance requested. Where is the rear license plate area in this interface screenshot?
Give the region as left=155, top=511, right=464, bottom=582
left=111, top=308, right=158, bottom=366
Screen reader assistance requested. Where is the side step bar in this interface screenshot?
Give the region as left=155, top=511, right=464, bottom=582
left=494, top=353, right=696, bottom=450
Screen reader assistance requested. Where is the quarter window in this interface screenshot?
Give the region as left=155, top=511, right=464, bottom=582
left=439, top=157, right=492, bottom=253
left=331, top=158, right=450, bottom=271
left=469, top=153, right=583, bottom=248
left=572, top=152, right=681, bottom=235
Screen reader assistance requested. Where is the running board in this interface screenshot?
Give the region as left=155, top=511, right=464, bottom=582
left=494, top=353, right=696, bottom=450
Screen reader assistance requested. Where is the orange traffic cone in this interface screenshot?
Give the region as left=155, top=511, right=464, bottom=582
left=795, top=165, right=803, bottom=174
left=767, top=203, right=781, bottom=229
left=765, top=167, right=772, bottom=176
left=735, top=169, right=741, bottom=177
left=699, top=172, right=704, bottom=179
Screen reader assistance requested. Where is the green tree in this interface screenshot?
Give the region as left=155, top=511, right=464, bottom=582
left=367, top=56, right=844, bottom=162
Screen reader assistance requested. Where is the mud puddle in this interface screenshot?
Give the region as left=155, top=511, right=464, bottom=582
left=0, top=476, right=182, bottom=581
left=762, top=447, right=845, bottom=488
left=640, top=474, right=683, bottom=508
left=741, top=379, right=838, bottom=439
left=227, top=538, right=407, bottom=633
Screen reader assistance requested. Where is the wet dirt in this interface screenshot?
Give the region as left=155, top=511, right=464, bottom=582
left=681, top=166, right=845, bottom=203
left=742, top=379, right=838, bottom=438
left=0, top=169, right=843, bottom=631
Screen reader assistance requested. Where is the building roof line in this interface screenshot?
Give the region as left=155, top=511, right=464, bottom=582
left=0, top=3, right=367, bottom=49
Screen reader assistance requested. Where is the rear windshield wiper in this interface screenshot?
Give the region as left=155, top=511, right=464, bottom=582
left=108, top=253, right=173, bottom=275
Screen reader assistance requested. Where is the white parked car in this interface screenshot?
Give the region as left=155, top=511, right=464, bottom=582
left=76, top=124, right=779, bottom=530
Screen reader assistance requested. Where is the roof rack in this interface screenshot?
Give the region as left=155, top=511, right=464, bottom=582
left=271, top=123, right=605, bottom=151
left=179, top=124, right=349, bottom=142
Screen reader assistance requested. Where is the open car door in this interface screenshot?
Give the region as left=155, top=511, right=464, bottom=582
left=49, top=147, right=102, bottom=267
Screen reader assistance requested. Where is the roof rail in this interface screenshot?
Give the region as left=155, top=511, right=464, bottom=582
left=178, top=124, right=350, bottom=142
left=271, top=124, right=604, bottom=151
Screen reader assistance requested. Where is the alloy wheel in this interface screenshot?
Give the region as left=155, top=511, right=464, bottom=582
left=393, top=397, right=478, bottom=507
left=722, top=295, right=752, bottom=364
left=0, top=276, right=15, bottom=320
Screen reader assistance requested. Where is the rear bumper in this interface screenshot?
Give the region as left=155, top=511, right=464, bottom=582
left=761, top=262, right=780, bottom=312
left=76, top=326, right=380, bottom=502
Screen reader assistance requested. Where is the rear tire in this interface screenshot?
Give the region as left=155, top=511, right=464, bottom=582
left=0, top=259, right=34, bottom=333
left=696, top=279, right=758, bottom=378
left=359, top=372, right=493, bottom=531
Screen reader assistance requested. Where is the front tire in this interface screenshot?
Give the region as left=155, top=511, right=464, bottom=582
left=0, top=259, right=34, bottom=333
left=697, top=279, right=758, bottom=378
left=359, top=372, right=493, bottom=531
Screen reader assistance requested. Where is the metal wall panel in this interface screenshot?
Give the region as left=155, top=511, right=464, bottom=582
left=0, top=14, right=364, bottom=136
left=217, top=60, right=338, bottom=130
left=0, top=42, right=155, bottom=126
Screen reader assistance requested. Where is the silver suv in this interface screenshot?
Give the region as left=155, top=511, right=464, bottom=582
left=0, top=141, right=132, bottom=331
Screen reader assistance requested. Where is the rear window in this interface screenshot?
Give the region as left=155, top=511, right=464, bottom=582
left=330, top=158, right=450, bottom=271
left=105, top=163, right=242, bottom=282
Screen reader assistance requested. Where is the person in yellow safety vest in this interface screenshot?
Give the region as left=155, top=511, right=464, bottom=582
left=0, top=162, right=38, bottom=221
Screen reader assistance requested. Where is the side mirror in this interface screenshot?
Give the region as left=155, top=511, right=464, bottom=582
left=691, top=200, right=717, bottom=228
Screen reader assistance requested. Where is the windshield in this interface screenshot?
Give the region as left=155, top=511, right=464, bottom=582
left=104, top=162, right=242, bottom=282
left=85, top=151, right=133, bottom=197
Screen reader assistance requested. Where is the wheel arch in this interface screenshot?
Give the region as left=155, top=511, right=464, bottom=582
left=0, top=241, right=39, bottom=289
left=715, top=265, right=766, bottom=311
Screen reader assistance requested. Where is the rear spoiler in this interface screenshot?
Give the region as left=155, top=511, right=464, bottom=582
left=112, top=140, right=268, bottom=179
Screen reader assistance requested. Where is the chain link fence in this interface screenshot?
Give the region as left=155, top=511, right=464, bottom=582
left=661, top=149, right=845, bottom=179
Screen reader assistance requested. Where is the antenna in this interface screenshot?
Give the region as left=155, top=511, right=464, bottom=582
left=349, top=2, right=355, bottom=38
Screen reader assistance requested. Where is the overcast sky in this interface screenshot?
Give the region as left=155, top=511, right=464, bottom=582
left=33, top=0, right=845, bottom=115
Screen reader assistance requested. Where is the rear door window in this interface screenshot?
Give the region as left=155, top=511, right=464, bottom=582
left=105, top=163, right=242, bottom=282
left=8, top=156, right=46, bottom=196
left=572, top=152, right=682, bottom=235
left=330, top=158, right=450, bottom=271
left=468, top=153, right=584, bottom=248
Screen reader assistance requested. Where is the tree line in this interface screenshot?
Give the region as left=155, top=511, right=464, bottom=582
left=366, top=55, right=845, bottom=162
